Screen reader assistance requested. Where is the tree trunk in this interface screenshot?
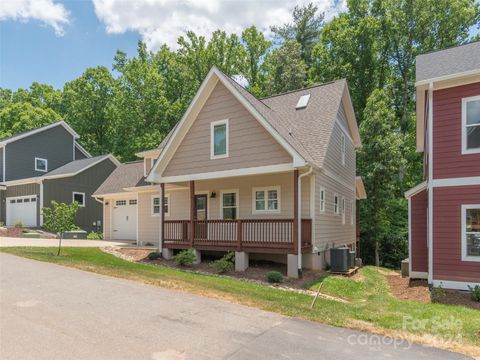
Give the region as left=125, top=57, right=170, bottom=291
left=375, top=240, right=380, bottom=267
left=57, top=233, right=63, bottom=256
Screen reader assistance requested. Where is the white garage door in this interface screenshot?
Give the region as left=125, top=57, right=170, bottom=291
left=6, top=195, right=38, bottom=227
left=112, top=199, right=137, bottom=240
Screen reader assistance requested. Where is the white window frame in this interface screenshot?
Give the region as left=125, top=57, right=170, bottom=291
left=334, top=193, right=339, bottom=215
left=341, top=133, right=346, bottom=166
left=319, top=187, right=326, bottom=213
left=210, top=119, right=229, bottom=159
left=461, top=204, right=480, bottom=262
left=350, top=200, right=354, bottom=225
left=220, top=189, right=239, bottom=220
left=152, top=194, right=170, bottom=217
left=72, top=192, right=85, bottom=207
left=35, top=157, right=48, bottom=172
left=252, top=186, right=281, bottom=214
left=342, top=197, right=346, bottom=224
left=461, top=95, right=480, bottom=155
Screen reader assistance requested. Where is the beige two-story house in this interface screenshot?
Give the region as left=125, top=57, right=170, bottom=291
left=93, top=66, right=366, bottom=277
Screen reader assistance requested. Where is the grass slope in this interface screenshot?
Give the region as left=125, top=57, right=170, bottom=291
left=2, top=247, right=479, bottom=356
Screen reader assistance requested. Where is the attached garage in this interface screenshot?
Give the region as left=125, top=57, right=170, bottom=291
left=6, top=195, right=38, bottom=227
left=111, top=198, right=137, bottom=240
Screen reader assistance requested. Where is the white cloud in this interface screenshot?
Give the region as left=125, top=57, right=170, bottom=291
left=92, top=0, right=346, bottom=50
left=0, top=0, right=70, bottom=35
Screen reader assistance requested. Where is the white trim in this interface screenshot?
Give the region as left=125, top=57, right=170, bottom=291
left=461, top=95, right=480, bottom=155
left=220, top=189, right=239, bottom=220
left=135, top=148, right=161, bottom=158
left=210, top=119, right=229, bottom=159
left=350, top=199, right=354, bottom=225
left=461, top=204, right=480, bottom=262
left=340, top=133, right=346, bottom=166
left=427, top=82, right=433, bottom=284
left=408, top=197, right=412, bottom=276
left=431, top=176, right=480, bottom=188
left=34, top=157, right=48, bottom=172
left=39, top=180, right=44, bottom=226
left=319, top=186, right=326, bottom=213
left=252, top=186, right=280, bottom=214
left=410, top=271, right=428, bottom=279
left=2, top=145, right=5, bottom=182
left=0, top=121, right=80, bottom=146
left=404, top=181, right=427, bottom=198
left=310, top=175, right=315, bottom=243
left=334, top=193, right=339, bottom=215
left=341, top=197, right=346, bottom=225
left=75, top=143, right=92, bottom=158
left=152, top=193, right=170, bottom=217
left=432, top=279, right=480, bottom=291
left=355, top=176, right=367, bottom=200
left=157, top=163, right=295, bottom=183
left=415, top=68, right=480, bottom=87
left=72, top=136, right=75, bottom=160
left=72, top=192, right=86, bottom=207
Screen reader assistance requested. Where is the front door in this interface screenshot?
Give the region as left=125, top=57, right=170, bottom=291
left=195, top=194, right=208, bottom=240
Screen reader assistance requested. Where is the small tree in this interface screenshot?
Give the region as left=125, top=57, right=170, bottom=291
left=42, top=201, right=79, bottom=256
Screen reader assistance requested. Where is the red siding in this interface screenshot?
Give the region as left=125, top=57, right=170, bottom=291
left=433, top=82, right=480, bottom=179
left=433, top=185, right=480, bottom=282
left=410, top=190, right=428, bottom=273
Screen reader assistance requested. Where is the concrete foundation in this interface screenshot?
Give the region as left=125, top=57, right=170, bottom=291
left=303, top=252, right=326, bottom=270
left=162, top=248, right=174, bottom=260
left=287, top=254, right=299, bottom=278
left=192, top=249, right=201, bottom=264
left=235, top=252, right=249, bottom=272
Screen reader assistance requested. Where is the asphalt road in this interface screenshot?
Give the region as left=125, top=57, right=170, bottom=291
left=0, top=253, right=468, bottom=360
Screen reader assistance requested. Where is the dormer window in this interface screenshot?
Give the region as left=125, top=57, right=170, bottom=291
left=35, top=157, right=48, bottom=172
left=211, top=119, right=228, bottom=159
left=462, top=95, right=480, bottom=154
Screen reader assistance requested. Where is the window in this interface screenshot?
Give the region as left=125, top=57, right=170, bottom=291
left=342, top=197, right=346, bottom=224
left=319, top=187, right=325, bottom=213
left=116, top=200, right=126, bottom=206
left=221, top=190, right=238, bottom=219
left=152, top=195, right=169, bottom=216
left=211, top=119, right=229, bottom=159
left=334, top=194, right=339, bottom=215
left=341, top=134, right=346, bottom=166
left=72, top=192, right=85, bottom=207
left=462, top=205, right=480, bottom=262
left=350, top=200, right=354, bottom=225
left=462, top=96, right=480, bottom=154
left=253, top=186, right=280, bottom=213
left=35, top=157, right=48, bottom=172
left=129, top=199, right=137, bottom=205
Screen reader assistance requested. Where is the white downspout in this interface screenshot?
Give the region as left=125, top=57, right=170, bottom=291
left=298, top=166, right=313, bottom=277
left=427, top=82, right=434, bottom=285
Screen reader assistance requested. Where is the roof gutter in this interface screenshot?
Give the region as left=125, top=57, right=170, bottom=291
left=297, top=166, right=313, bottom=277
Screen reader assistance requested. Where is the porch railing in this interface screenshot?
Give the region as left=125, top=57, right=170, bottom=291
left=163, top=219, right=312, bottom=253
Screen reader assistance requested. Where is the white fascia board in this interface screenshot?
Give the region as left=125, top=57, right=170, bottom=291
left=75, top=143, right=92, bottom=158
left=135, top=149, right=161, bottom=158
left=341, top=84, right=362, bottom=148
left=0, top=121, right=80, bottom=146
left=415, top=68, right=480, bottom=87
left=404, top=181, right=427, bottom=198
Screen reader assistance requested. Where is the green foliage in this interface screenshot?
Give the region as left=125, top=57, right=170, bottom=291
left=468, top=285, right=480, bottom=302
left=211, top=252, right=235, bottom=273
left=174, top=249, right=196, bottom=266
left=87, top=231, right=103, bottom=240
left=14, top=221, right=24, bottom=229
left=266, top=271, right=283, bottom=283
left=42, top=201, right=79, bottom=256
left=431, top=285, right=446, bottom=303
left=147, top=252, right=162, bottom=260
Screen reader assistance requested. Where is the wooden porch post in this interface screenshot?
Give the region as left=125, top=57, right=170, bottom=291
left=160, top=183, right=165, bottom=249
left=293, top=169, right=299, bottom=255
left=190, top=180, right=195, bottom=247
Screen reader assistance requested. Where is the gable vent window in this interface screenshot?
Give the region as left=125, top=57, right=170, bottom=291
left=296, top=94, right=310, bottom=109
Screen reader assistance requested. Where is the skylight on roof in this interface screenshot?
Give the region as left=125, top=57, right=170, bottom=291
left=296, top=94, right=310, bottom=109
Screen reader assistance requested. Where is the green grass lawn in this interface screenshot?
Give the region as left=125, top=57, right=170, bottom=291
left=1, top=247, right=479, bottom=356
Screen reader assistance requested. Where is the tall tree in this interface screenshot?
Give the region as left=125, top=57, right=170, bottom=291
left=271, top=2, right=324, bottom=65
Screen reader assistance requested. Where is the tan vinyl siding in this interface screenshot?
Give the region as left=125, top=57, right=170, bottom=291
left=103, top=200, right=111, bottom=240
left=314, top=172, right=355, bottom=250
left=138, top=191, right=160, bottom=244
left=323, top=122, right=356, bottom=184
left=163, top=82, right=292, bottom=177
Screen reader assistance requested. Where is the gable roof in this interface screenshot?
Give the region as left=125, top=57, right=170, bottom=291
left=93, top=161, right=147, bottom=196
left=1, top=154, right=119, bottom=186
left=147, top=66, right=360, bottom=182
left=75, top=142, right=92, bottom=158
left=416, top=41, right=480, bottom=84
left=0, top=121, right=79, bottom=146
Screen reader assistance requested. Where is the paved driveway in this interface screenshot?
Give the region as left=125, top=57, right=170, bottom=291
left=0, top=254, right=467, bottom=360
left=0, top=236, right=129, bottom=247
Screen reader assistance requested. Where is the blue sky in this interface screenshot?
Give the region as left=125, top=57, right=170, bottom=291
left=0, top=0, right=478, bottom=91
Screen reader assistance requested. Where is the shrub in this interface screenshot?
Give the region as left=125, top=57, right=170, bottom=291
left=0, top=221, right=4, bottom=227
left=468, top=285, right=480, bottom=302
left=174, top=249, right=196, bottom=266
left=87, top=231, right=103, bottom=240
left=14, top=221, right=24, bottom=229
left=266, top=271, right=283, bottom=283
left=148, top=252, right=161, bottom=260
left=211, top=252, right=234, bottom=273
left=430, top=285, right=446, bottom=303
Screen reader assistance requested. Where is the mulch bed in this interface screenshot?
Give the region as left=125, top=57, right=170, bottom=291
left=0, top=227, right=57, bottom=238
left=437, top=290, right=480, bottom=310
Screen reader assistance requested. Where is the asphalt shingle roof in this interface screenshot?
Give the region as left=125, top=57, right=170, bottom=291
left=416, top=41, right=480, bottom=82
left=93, top=161, right=148, bottom=196
left=45, top=155, right=111, bottom=177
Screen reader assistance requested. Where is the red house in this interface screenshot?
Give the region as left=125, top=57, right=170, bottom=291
left=406, top=41, right=480, bottom=290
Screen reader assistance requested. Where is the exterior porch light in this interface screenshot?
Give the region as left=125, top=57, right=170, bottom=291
left=210, top=191, right=216, bottom=198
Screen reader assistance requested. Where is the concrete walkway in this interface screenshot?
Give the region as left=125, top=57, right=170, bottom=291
left=0, top=253, right=467, bottom=360
left=0, top=236, right=129, bottom=247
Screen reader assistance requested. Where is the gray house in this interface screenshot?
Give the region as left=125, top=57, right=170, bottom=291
left=0, top=121, right=119, bottom=231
